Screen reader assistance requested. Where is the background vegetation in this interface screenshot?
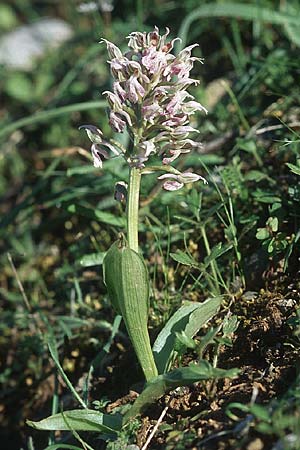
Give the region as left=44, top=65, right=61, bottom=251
left=0, top=1, right=300, bottom=449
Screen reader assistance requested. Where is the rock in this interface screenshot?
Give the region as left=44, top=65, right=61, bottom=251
left=0, top=18, right=73, bottom=70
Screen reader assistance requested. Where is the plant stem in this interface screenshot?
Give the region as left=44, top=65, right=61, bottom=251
left=127, top=166, right=141, bottom=252
left=125, top=165, right=158, bottom=381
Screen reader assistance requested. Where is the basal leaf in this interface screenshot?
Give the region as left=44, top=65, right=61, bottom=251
left=27, top=409, right=122, bottom=433
left=124, top=361, right=239, bottom=423
left=153, top=297, right=222, bottom=374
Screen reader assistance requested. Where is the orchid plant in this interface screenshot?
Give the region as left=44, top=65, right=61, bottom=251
left=27, top=29, right=241, bottom=438
left=80, top=28, right=207, bottom=382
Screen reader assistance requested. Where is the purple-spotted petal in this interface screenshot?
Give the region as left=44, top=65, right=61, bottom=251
left=162, top=180, right=184, bottom=191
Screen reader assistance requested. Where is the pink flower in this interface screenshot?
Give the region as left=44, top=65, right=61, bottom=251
left=142, top=101, right=163, bottom=123
left=81, top=28, right=207, bottom=178
left=141, top=46, right=169, bottom=74
left=158, top=172, right=207, bottom=191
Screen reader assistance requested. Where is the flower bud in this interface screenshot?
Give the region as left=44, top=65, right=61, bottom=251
left=114, top=181, right=128, bottom=202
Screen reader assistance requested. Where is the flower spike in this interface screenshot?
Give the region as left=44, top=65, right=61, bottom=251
left=80, top=28, right=207, bottom=180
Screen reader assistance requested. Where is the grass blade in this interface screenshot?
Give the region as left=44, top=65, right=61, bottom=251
left=0, top=100, right=106, bottom=140
left=177, top=3, right=300, bottom=50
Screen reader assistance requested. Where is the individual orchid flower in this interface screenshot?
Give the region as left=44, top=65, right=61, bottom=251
left=158, top=172, right=207, bottom=191
left=79, top=124, right=120, bottom=167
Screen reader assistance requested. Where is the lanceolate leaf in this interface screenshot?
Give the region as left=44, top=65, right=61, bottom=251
left=153, top=297, right=222, bottom=374
left=124, top=361, right=239, bottom=423
left=27, top=409, right=122, bottom=433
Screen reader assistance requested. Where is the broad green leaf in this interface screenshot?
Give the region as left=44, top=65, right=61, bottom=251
left=169, top=250, right=198, bottom=267
left=124, top=361, right=239, bottom=422
left=0, top=4, right=17, bottom=30
left=79, top=252, right=106, bottom=267
left=27, top=409, right=122, bottom=433
left=68, top=204, right=125, bottom=227
left=153, top=297, right=222, bottom=374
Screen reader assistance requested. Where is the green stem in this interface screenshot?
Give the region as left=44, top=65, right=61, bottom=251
left=125, top=165, right=158, bottom=381
left=127, top=166, right=141, bottom=252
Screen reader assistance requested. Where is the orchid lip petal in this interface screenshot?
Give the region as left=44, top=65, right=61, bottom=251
left=91, top=143, right=109, bottom=160
left=162, top=180, right=184, bottom=191
left=91, top=145, right=103, bottom=168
